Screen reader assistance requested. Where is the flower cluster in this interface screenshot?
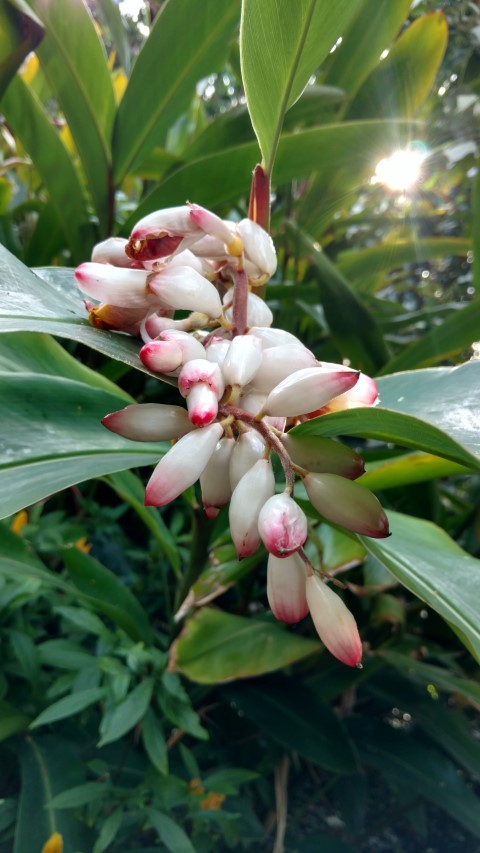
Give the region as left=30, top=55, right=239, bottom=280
left=75, top=203, right=389, bottom=667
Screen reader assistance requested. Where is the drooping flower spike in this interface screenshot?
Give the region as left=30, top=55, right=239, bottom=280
left=76, top=201, right=390, bottom=668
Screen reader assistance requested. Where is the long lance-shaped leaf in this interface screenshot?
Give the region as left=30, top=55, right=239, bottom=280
left=0, top=0, right=43, bottom=99
left=97, top=0, right=130, bottom=74
left=337, top=238, right=471, bottom=292
left=473, top=158, right=480, bottom=293
left=348, top=12, right=448, bottom=119
left=321, top=0, right=412, bottom=103
left=289, top=221, right=390, bottom=374
left=0, top=372, right=168, bottom=519
left=291, top=362, right=480, bottom=470
left=378, top=296, right=480, bottom=373
left=28, top=0, right=115, bottom=234
left=240, top=0, right=358, bottom=173
left=361, top=511, right=480, bottom=664
left=0, top=246, right=170, bottom=379
left=0, top=76, right=92, bottom=262
left=113, top=0, right=238, bottom=182
left=124, top=119, right=416, bottom=229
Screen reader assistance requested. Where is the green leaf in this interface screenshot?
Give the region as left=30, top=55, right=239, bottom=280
left=0, top=331, right=130, bottom=398
left=203, top=768, right=259, bottom=794
left=0, top=371, right=167, bottom=518
left=170, top=608, right=319, bottom=684
left=29, top=0, right=115, bottom=232
left=379, top=298, right=480, bottom=372
left=98, top=678, right=154, bottom=746
left=240, top=0, right=358, bottom=171
left=289, top=221, right=390, bottom=373
left=113, top=0, right=238, bottom=180
left=125, top=119, right=415, bottom=227
left=292, top=363, right=480, bottom=470
left=0, top=699, right=30, bottom=741
left=377, top=650, right=480, bottom=707
left=338, top=238, right=472, bottom=293
left=361, top=511, right=480, bottom=663
left=0, top=0, right=43, bottom=99
left=13, top=735, right=91, bottom=853
left=61, top=547, right=152, bottom=645
left=142, top=709, right=168, bottom=775
left=0, top=77, right=93, bottom=262
left=147, top=810, right=195, bottom=853
left=226, top=677, right=359, bottom=774
left=49, top=781, right=111, bottom=810
left=37, top=639, right=94, bottom=670
left=349, top=12, right=448, bottom=119
left=30, top=687, right=106, bottom=729
left=351, top=719, right=480, bottom=840
left=322, top=0, right=412, bottom=101
left=93, top=808, right=123, bottom=853
left=361, top=452, right=471, bottom=491
left=0, top=249, right=168, bottom=379
left=97, top=0, right=130, bottom=74
left=103, top=470, right=181, bottom=578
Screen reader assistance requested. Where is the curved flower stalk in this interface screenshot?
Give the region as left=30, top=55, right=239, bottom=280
left=75, top=201, right=390, bottom=667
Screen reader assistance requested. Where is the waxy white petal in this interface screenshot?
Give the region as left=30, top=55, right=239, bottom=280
left=229, top=429, right=267, bottom=490
left=306, top=575, right=362, bottom=667
left=264, top=367, right=360, bottom=417
left=75, top=263, right=150, bottom=308
left=200, top=437, right=235, bottom=517
left=148, top=266, right=222, bottom=318
left=248, top=327, right=303, bottom=349
left=251, top=344, right=317, bottom=392
left=229, top=459, right=275, bottom=558
left=237, top=218, right=277, bottom=278
left=222, top=335, right=263, bottom=387
left=267, top=553, right=308, bottom=623
left=185, top=383, right=219, bottom=427
left=145, top=422, right=223, bottom=506
left=91, top=237, right=130, bottom=267
left=258, top=494, right=308, bottom=557
left=102, top=403, right=190, bottom=442
left=139, top=339, right=183, bottom=373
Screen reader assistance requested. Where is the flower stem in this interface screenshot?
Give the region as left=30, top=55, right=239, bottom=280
left=232, top=266, right=249, bottom=336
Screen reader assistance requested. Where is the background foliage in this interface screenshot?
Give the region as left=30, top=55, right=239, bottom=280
left=0, top=0, right=479, bottom=850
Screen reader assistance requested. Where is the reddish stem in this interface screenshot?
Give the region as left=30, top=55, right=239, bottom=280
left=248, top=164, right=271, bottom=232
left=231, top=266, right=249, bottom=337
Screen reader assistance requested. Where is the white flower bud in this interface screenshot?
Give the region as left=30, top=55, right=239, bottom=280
left=91, top=237, right=130, bottom=267
left=250, top=344, right=317, bottom=392
left=264, top=367, right=360, bottom=417
left=267, top=552, right=308, bottom=624
left=229, top=429, right=267, bottom=490
left=229, top=459, right=275, bottom=558
left=306, top=575, right=362, bottom=667
left=102, top=403, right=190, bottom=442
left=200, top=437, right=235, bottom=517
left=303, top=473, right=390, bottom=538
left=258, top=494, right=308, bottom=557
left=75, top=263, right=150, bottom=308
left=148, top=266, right=222, bottom=318
left=222, top=335, right=263, bottom=388
left=145, top=422, right=223, bottom=506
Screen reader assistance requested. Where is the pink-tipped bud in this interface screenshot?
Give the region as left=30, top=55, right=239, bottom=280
left=250, top=344, right=317, bottom=393
left=148, top=266, right=223, bottom=318
left=306, top=575, right=362, bottom=667
left=229, top=429, right=266, bottom=490
left=160, top=330, right=206, bottom=363
left=200, top=437, right=235, bottom=517
left=317, top=372, right=379, bottom=413
left=264, top=367, right=360, bottom=417
left=178, top=359, right=225, bottom=426
left=139, top=339, right=183, bottom=373
left=237, top=218, right=277, bottom=279
left=258, top=494, right=308, bottom=557
left=303, top=473, right=390, bottom=538
left=75, top=263, right=150, bottom=308
left=222, top=335, right=263, bottom=388
left=267, top=552, right=308, bottom=624
left=145, top=422, right=223, bottom=506
left=91, top=237, right=131, bottom=267
left=127, top=206, right=202, bottom=261
left=188, top=204, right=240, bottom=255
left=229, top=459, right=275, bottom=558
left=102, top=403, right=190, bottom=442
left=281, top=434, right=365, bottom=480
